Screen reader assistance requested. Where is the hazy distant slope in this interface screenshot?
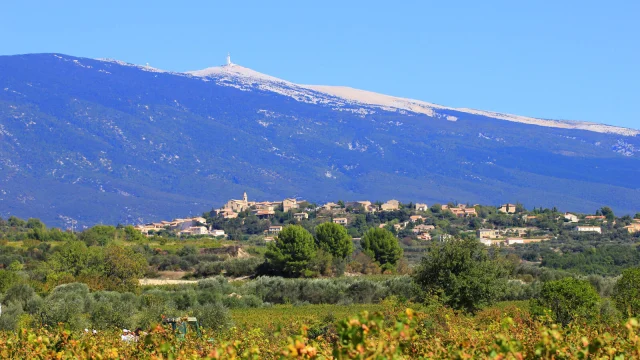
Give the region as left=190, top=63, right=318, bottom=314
left=0, top=53, right=638, bottom=227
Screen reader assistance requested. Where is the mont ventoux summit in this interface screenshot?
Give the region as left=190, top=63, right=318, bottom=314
left=0, top=53, right=639, bottom=227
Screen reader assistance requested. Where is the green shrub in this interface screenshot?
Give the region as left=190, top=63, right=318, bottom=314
left=190, top=302, right=232, bottom=331
left=530, top=277, right=600, bottom=326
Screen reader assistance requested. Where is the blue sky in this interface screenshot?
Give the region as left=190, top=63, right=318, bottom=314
left=2, top=0, right=638, bottom=128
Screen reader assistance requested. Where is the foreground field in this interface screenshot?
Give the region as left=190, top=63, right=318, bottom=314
left=1, top=302, right=639, bottom=359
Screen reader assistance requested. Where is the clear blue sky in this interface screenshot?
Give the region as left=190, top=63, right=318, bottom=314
left=2, top=0, right=638, bottom=128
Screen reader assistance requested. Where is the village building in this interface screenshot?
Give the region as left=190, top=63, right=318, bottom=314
left=624, top=221, right=640, bottom=233
left=321, top=202, right=341, bottom=211
left=267, top=225, right=283, bottom=235
left=417, top=233, right=432, bottom=241
left=574, top=226, right=602, bottom=234
left=499, top=204, right=517, bottom=214
left=357, top=201, right=373, bottom=211
left=180, top=226, right=209, bottom=236
left=585, top=215, right=606, bottom=221
left=254, top=210, right=275, bottom=219
left=412, top=224, right=435, bottom=233
left=254, top=202, right=277, bottom=211
left=506, top=238, right=525, bottom=245
left=415, top=203, right=428, bottom=212
left=449, top=206, right=477, bottom=218
left=477, top=229, right=500, bottom=239
left=283, top=198, right=300, bottom=212
left=409, top=215, right=424, bottom=223
left=564, top=212, right=579, bottom=223
left=437, top=234, right=454, bottom=242
left=210, top=229, right=226, bottom=237
left=480, top=238, right=506, bottom=247
left=223, top=192, right=254, bottom=212
left=293, top=212, right=309, bottom=221
left=393, top=222, right=409, bottom=231
left=504, top=227, right=531, bottom=237
left=333, top=218, right=348, bottom=226
left=380, top=200, right=400, bottom=211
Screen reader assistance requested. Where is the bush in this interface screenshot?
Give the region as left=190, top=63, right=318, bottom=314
left=190, top=303, right=232, bottom=331
left=530, top=277, right=600, bottom=326
left=0, top=302, right=24, bottom=331
left=223, top=257, right=261, bottom=277
left=41, top=283, right=93, bottom=330
left=90, top=291, right=137, bottom=330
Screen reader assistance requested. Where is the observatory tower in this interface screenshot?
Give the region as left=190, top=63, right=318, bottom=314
left=226, top=53, right=231, bottom=66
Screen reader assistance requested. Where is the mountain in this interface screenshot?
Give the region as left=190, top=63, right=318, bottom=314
left=0, top=53, right=639, bottom=227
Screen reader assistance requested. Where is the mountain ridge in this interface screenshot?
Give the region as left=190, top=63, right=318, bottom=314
left=180, top=60, right=638, bottom=136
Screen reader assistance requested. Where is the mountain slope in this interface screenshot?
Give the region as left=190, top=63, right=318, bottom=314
left=0, top=53, right=639, bottom=227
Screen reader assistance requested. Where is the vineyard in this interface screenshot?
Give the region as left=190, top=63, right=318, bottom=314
left=1, top=301, right=639, bottom=359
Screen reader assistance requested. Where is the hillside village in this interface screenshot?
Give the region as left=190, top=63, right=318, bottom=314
left=134, top=192, right=640, bottom=249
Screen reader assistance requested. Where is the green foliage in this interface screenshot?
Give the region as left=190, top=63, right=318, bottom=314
left=600, top=206, right=615, bottom=222
left=0, top=270, right=21, bottom=293
left=314, top=222, right=354, bottom=259
left=123, top=225, right=146, bottom=242
left=414, top=238, right=509, bottom=313
left=41, top=283, right=93, bottom=330
left=100, top=245, right=148, bottom=292
left=360, top=228, right=403, bottom=267
left=190, top=302, right=232, bottom=330
left=265, top=225, right=317, bottom=277
left=530, top=277, right=601, bottom=326
left=90, top=291, right=137, bottom=330
left=78, top=225, right=117, bottom=246
left=613, top=267, right=640, bottom=317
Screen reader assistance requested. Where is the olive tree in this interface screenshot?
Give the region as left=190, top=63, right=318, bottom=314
left=530, top=277, right=600, bottom=326
left=414, top=238, right=508, bottom=313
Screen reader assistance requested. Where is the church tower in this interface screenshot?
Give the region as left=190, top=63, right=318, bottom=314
left=243, top=191, right=248, bottom=203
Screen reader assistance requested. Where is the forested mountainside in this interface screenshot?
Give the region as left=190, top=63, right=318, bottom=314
left=0, top=53, right=639, bottom=227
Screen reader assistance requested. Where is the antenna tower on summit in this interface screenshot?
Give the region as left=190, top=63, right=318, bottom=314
left=226, top=52, right=231, bottom=66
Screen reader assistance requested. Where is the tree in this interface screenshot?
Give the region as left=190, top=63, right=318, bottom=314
left=414, top=238, right=508, bottom=313
left=635, top=213, right=640, bottom=220
left=26, top=218, right=46, bottom=231
left=99, top=245, right=148, bottom=292
left=123, top=225, right=146, bottom=242
left=265, top=225, right=316, bottom=277
left=360, top=228, right=403, bottom=267
left=7, top=216, right=26, bottom=228
left=530, top=277, right=600, bottom=326
left=613, top=267, right=640, bottom=317
left=315, top=222, right=354, bottom=259
left=78, top=225, right=117, bottom=246
left=0, top=270, right=21, bottom=293
left=600, top=206, right=615, bottom=222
